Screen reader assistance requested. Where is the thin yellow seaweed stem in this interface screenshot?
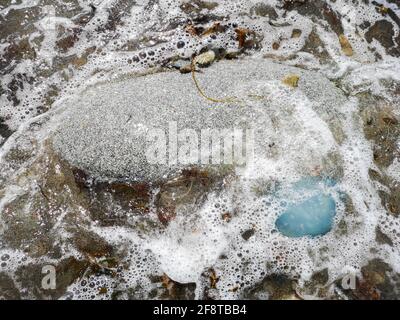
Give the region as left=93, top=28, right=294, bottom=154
left=191, top=57, right=236, bottom=104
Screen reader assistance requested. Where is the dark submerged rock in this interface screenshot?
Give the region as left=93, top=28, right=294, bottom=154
left=243, top=274, right=298, bottom=300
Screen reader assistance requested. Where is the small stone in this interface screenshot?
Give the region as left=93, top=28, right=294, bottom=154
left=241, top=229, right=255, bottom=240
left=339, top=34, right=353, bottom=56
left=72, top=56, right=88, bottom=68
left=221, top=212, right=232, bottom=222
left=169, top=59, right=190, bottom=69
left=377, top=5, right=389, bottom=16
left=224, top=50, right=241, bottom=59
left=282, top=74, right=300, bottom=87
left=195, top=50, right=215, bottom=67
left=179, top=64, right=193, bottom=74
left=291, top=29, right=302, bottom=38
left=99, top=287, right=108, bottom=295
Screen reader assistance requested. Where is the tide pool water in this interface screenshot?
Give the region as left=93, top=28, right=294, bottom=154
left=276, top=177, right=338, bottom=238
left=275, top=176, right=337, bottom=238
left=276, top=193, right=336, bottom=238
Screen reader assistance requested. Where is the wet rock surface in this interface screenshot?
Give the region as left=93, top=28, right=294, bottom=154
left=365, top=20, right=400, bottom=57
left=361, top=97, right=400, bottom=218
left=14, top=257, right=89, bottom=299
left=52, top=59, right=348, bottom=181
left=361, top=101, right=400, bottom=169
left=0, top=272, right=21, bottom=300
left=338, top=259, right=400, bottom=300
left=0, top=118, right=14, bottom=147
left=250, top=3, right=278, bottom=20
left=300, top=29, right=331, bottom=64
left=243, top=274, right=298, bottom=300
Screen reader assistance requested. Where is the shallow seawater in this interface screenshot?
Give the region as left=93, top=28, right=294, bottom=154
left=275, top=176, right=338, bottom=238
left=1, top=0, right=400, bottom=300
